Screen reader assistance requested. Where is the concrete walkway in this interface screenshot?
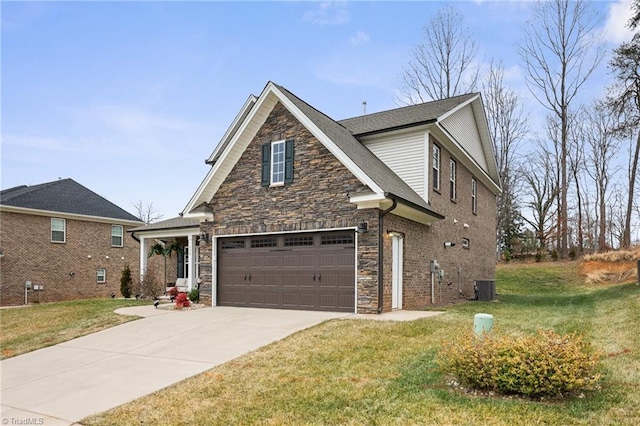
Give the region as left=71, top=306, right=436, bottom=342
left=0, top=306, right=444, bottom=425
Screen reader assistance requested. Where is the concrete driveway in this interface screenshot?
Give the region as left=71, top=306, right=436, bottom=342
left=0, top=306, right=350, bottom=425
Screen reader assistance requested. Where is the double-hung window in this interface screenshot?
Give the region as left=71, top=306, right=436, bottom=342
left=261, top=139, right=294, bottom=187
left=97, top=269, right=106, bottom=283
left=432, top=144, right=441, bottom=191
left=449, top=159, right=457, bottom=201
left=471, top=178, right=477, bottom=214
left=111, top=225, right=123, bottom=247
left=51, top=218, right=66, bottom=243
left=270, top=140, right=285, bottom=185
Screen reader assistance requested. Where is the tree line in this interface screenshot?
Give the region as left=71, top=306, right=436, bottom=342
left=400, top=0, right=640, bottom=259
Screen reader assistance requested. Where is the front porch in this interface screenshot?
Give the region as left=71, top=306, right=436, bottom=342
left=129, top=216, right=205, bottom=298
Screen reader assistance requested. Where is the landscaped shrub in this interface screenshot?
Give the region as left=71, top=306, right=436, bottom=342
left=438, top=329, right=602, bottom=398
left=140, top=267, right=163, bottom=299
left=175, top=292, right=190, bottom=309
left=188, top=288, right=199, bottom=303
left=120, top=264, right=133, bottom=299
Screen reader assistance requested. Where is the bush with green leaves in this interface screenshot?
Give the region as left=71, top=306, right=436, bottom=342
left=120, top=264, right=133, bottom=298
left=188, top=288, right=199, bottom=303
left=438, top=329, right=602, bottom=398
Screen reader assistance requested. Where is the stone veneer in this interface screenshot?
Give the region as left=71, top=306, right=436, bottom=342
left=196, top=102, right=497, bottom=312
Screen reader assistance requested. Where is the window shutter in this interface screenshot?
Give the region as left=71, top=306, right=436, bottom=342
left=261, top=143, right=271, bottom=187
left=284, top=139, right=294, bottom=184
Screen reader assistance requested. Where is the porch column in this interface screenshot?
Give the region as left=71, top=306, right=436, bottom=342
left=139, top=236, right=147, bottom=288
left=187, top=234, right=198, bottom=291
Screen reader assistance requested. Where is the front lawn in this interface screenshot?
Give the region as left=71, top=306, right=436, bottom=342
left=82, top=262, right=640, bottom=425
left=0, top=298, right=150, bottom=359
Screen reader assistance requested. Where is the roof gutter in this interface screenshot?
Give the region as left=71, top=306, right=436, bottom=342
left=130, top=230, right=140, bottom=243
left=378, top=198, right=398, bottom=313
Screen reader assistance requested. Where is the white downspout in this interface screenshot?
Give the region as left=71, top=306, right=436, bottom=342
left=431, top=271, right=435, bottom=305
left=139, top=236, right=147, bottom=291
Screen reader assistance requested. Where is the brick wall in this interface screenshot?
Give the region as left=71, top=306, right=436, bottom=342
left=0, top=211, right=140, bottom=306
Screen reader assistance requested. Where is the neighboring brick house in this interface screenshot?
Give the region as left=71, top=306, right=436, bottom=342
left=131, top=82, right=501, bottom=313
left=0, top=179, right=144, bottom=306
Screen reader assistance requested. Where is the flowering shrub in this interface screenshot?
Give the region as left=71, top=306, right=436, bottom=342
left=175, top=292, right=191, bottom=309
left=167, top=286, right=179, bottom=301
left=438, top=329, right=602, bottom=398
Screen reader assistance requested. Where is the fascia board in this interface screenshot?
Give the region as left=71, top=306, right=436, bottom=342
left=434, top=123, right=502, bottom=195
left=437, top=93, right=479, bottom=122
left=182, top=85, right=277, bottom=214
left=133, top=228, right=201, bottom=240
left=0, top=205, right=144, bottom=226
left=271, top=85, right=384, bottom=195
left=206, top=94, right=258, bottom=164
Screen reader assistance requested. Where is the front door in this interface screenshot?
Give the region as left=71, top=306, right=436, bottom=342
left=391, top=234, right=403, bottom=310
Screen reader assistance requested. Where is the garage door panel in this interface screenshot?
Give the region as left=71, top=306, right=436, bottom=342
left=218, top=232, right=355, bottom=312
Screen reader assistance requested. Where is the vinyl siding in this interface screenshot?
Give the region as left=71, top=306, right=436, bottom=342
left=364, top=132, right=426, bottom=199
left=440, top=105, right=488, bottom=171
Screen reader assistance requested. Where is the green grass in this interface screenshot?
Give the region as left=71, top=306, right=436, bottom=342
left=0, top=298, right=150, bottom=359
left=80, top=262, right=640, bottom=425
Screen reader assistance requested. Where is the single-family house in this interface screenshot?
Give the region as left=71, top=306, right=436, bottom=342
left=0, top=178, right=144, bottom=306
left=130, top=82, right=501, bottom=313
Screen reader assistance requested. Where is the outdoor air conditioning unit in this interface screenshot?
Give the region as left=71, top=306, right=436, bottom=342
left=475, top=280, right=496, bottom=301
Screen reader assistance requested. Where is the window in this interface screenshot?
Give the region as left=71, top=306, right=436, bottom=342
left=284, top=236, right=314, bottom=247
left=462, top=238, right=470, bottom=249
left=471, top=178, right=477, bottom=214
left=449, top=159, right=457, bottom=201
left=251, top=238, right=277, bottom=248
left=262, top=139, right=294, bottom=187
left=432, top=144, right=441, bottom=191
left=111, top=225, right=123, bottom=247
left=321, top=234, right=354, bottom=245
left=221, top=240, right=245, bottom=249
left=97, top=268, right=106, bottom=283
left=51, top=218, right=66, bottom=243
left=270, top=140, right=285, bottom=185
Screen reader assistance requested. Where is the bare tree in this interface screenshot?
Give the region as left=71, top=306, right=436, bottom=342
left=399, top=5, right=480, bottom=104
left=583, top=101, right=621, bottom=251
left=482, top=61, right=529, bottom=256
left=518, top=0, right=604, bottom=258
left=567, top=110, right=586, bottom=254
left=607, top=25, right=640, bottom=249
left=521, top=150, right=559, bottom=257
left=132, top=200, right=164, bottom=225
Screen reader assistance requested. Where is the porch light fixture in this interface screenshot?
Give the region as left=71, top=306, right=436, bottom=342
left=444, top=241, right=456, bottom=248
left=356, top=220, right=368, bottom=233
left=199, top=231, right=209, bottom=243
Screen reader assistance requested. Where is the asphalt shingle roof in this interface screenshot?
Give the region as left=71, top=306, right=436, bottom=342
left=0, top=178, right=142, bottom=222
left=129, top=216, right=200, bottom=232
left=338, top=93, right=478, bottom=136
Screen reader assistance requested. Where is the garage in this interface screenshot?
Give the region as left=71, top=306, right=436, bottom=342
left=217, top=231, right=356, bottom=312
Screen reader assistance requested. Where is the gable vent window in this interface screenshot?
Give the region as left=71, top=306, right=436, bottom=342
left=262, top=139, right=294, bottom=187
left=111, top=225, right=124, bottom=247
left=432, top=144, right=441, bottom=191
left=449, top=158, right=457, bottom=201
left=51, top=218, right=66, bottom=243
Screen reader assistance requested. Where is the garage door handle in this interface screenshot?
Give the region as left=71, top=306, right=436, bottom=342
left=318, top=274, right=321, bottom=282
left=313, top=274, right=316, bottom=281
left=244, top=274, right=247, bottom=281
left=248, top=274, right=252, bottom=281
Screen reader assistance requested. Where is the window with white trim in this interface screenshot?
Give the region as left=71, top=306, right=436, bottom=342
left=51, top=218, right=66, bottom=243
left=471, top=178, right=477, bottom=214
left=111, top=225, right=123, bottom=247
left=262, top=139, right=294, bottom=187
left=432, top=144, right=441, bottom=191
left=270, top=140, right=285, bottom=185
left=449, top=158, right=457, bottom=201
left=97, top=268, right=106, bottom=283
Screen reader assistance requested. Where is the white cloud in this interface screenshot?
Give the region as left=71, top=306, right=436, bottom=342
left=303, top=1, right=349, bottom=26
left=350, top=30, right=370, bottom=46
left=604, top=0, right=635, bottom=43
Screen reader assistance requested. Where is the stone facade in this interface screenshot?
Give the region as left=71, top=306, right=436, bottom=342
left=200, top=102, right=380, bottom=313
left=0, top=211, right=140, bottom=306
left=196, top=103, right=497, bottom=313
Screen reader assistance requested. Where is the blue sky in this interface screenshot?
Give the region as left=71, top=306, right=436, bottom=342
left=1, top=1, right=635, bottom=220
